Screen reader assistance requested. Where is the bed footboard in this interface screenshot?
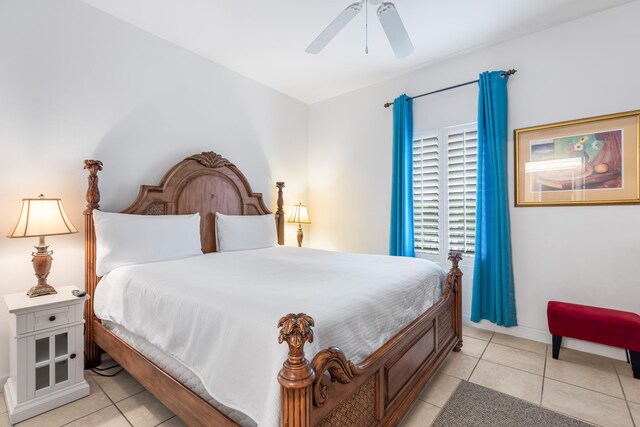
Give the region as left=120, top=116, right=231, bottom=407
left=278, top=252, right=463, bottom=427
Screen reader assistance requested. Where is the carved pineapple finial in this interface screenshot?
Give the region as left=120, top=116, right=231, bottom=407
left=445, top=251, right=463, bottom=298
left=448, top=251, right=462, bottom=269
left=278, top=313, right=314, bottom=361
left=277, top=313, right=316, bottom=388
left=84, top=159, right=103, bottom=174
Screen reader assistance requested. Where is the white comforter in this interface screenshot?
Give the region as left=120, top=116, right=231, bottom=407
left=94, top=246, right=445, bottom=426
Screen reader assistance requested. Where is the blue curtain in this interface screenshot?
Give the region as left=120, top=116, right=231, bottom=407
left=390, top=94, right=415, bottom=257
left=471, top=71, right=517, bottom=327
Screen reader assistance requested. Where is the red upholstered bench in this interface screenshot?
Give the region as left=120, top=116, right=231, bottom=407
left=547, top=301, right=640, bottom=379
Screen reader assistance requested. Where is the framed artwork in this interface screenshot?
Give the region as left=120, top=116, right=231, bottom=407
left=515, top=110, right=640, bottom=206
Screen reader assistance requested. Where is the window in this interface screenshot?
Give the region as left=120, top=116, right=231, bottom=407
left=413, top=124, right=477, bottom=261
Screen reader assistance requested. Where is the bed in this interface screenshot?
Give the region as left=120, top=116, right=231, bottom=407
left=82, top=151, right=463, bottom=427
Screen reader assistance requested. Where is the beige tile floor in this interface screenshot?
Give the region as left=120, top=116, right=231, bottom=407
left=401, top=325, right=639, bottom=427
left=0, top=326, right=638, bottom=427
left=0, top=369, right=184, bottom=427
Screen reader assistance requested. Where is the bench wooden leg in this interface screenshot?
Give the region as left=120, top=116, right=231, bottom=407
left=631, top=350, right=640, bottom=379
left=552, top=335, right=562, bottom=359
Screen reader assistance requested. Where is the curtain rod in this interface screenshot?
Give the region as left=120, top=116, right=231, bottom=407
left=383, top=69, right=517, bottom=108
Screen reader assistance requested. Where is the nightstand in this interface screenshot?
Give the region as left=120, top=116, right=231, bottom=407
left=3, top=286, right=90, bottom=424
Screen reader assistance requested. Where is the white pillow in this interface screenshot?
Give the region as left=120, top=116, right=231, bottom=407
left=93, top=210, right=202, bottom=276
left=216, top=213, right=277, bottom=252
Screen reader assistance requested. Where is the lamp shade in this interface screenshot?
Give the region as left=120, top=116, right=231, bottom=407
left=7, top=196, right=78, bottom=238
left=287, top=203, right=311, bottom=224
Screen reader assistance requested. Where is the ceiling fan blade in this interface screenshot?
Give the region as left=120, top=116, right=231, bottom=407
left=377, top=2, right=414, bottom=59
left=305, top=2, right=363, bottom=54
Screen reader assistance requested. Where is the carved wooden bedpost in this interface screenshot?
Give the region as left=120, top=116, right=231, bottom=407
left=278, top=313, right=315, bottom=427
left=447, top=251, right=464, bottom=352
left=84, top=160, right=103, bottom=367
left=276, top=182, right=285, bottom=245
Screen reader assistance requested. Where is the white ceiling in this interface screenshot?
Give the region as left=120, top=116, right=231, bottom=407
left=81, top=0, right=632, bottom=104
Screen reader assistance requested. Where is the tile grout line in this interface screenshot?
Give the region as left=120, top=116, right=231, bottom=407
left=113, top=391, right=143, bottom=427
left=479, top=349, right=628, bottom=401
left=489, top=340, right=547, bottom=357
left=540, top=344, right=548, bottom=406
left=539, top=374, right=628, bottom=402
left=482, top=342, right=548, bottom=376
left=98, top=379, right=171, bottom=426
left=55, top=403, right=111, bottom=427
left=489, top=340, right=547, bottom=356
left=58, top=404, right=120, bottom=427
left=113, top=403, right=135, bottom=426
left=154, top=416, right=177, bottom=427
left=90, top=367, right=176, bottom=426
left=31, top=372, right=112, bottom=427
left=478, top=353, right=544, bottom=378
left=87, top=370, right=135, bottom=427
left=464, top=333, right=492, bottom=381
left=615, top=364, right=636, bottom=427
left=542, top=405, right=605, bottom=427
left=487, top=330, right=561, bottom=356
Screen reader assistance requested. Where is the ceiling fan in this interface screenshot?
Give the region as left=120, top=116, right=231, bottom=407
left=306, top=0, right=414, bottom=59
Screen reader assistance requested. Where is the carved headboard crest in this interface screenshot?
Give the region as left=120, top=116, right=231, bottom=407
left=186, top=151, right=233, bottom=169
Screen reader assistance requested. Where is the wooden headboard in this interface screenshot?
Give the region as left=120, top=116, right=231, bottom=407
left=82, top=151, right=285, bottom=365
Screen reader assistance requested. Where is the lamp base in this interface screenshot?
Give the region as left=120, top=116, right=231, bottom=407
left=297, top=225, right=304, bottom=247
left=27, top=284, right=58, bottom=298
left=30, top=236, right=56, bottom=298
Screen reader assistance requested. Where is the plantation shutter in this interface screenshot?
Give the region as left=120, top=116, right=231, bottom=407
left=447, top=129, right=477, bottom=254
left=413, top=135, right=440, bottom=254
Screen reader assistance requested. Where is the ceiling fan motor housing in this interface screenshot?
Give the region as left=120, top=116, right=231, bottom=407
left=377, top=2, right=395, bottom=16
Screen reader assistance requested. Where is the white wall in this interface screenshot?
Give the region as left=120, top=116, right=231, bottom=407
left=309, top=1, right=640, bottom=360
left=0, top=0, right=308, bottom=381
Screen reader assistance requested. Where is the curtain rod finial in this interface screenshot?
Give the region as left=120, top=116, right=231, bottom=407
left=384, top=102, right=393, bottom=108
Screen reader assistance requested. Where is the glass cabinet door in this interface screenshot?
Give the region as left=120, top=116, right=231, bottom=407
left=31, top=328, right=76, bottom=398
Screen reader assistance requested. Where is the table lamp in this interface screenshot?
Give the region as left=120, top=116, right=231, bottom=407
left=7, top=195, right=78, bottom=297
left=287, top=203, right=311, bottom=247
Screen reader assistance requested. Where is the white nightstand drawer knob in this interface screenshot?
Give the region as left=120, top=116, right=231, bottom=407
left=49, top=316, right=56, bottom=322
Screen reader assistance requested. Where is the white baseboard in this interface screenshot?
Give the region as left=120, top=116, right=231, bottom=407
left=462, top=315, right=627, bottom=361
left=0, top=374, right=7, bottom=389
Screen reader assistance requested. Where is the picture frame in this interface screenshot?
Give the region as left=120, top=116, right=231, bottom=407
left=514, top=110, right=640, bottom=207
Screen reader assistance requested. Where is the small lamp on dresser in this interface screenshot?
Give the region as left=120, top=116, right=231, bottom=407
left=7, top=194, right=78, bottom=297
left=287, top=203, right=311, bottom=247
